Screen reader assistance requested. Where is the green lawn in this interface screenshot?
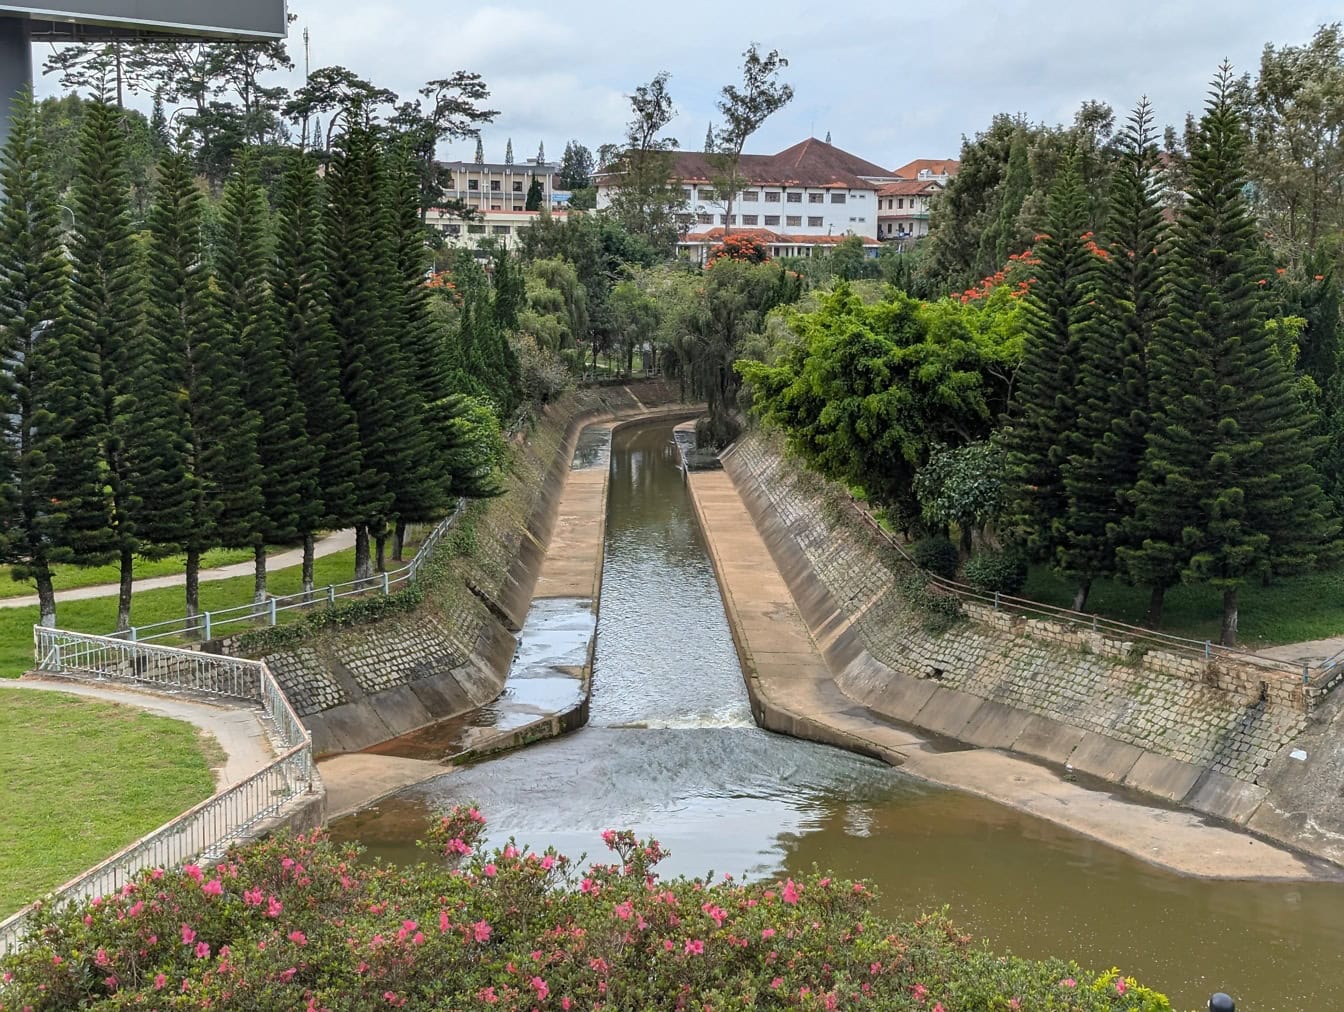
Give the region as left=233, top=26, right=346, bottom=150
left=0, top=547, right=362, bottom=679
left=0, top=545, right=297, bottom=599
left=0, top=688, right=219, bottom=916
left=1022, top=565, right=1344, bottom=648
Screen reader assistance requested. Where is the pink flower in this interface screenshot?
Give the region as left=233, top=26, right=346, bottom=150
left=913, top=984, right=927, bottom=1000
left=439, top=910, right=450, bottom=933
left=1116, top=978, right=1128, bottom=995
left=288, top=931, right=308, bottom=946
left=202, top=879, right=223, bottom=897
left=194, top=941, right=211, bottom=959
left=150, top=868, right=165, bottom=880
left=153, top=973, right=166, bottom=990
left=771, top=978, right=783, bottom=990
left=782, top=879, right=800, bottom=905
left=483, top=863, right=497, bottom=878
left=180, top=924, right=196, bottom=945
left=761, top=928, right=775, bottom=939
left=183, top=864, right=203, bottom=883
left=127, top=900, right=144, bottom=918
left=531, top=977, right=549, bottom=1000
left=266, top=896, right=283, bottom=918
left=1060, top=978, right=1077, bottom=989
left=473, top=920, right=492, bottom=943
left=503, top=845, right=518, bottom=859
left=684, top=939, right=704, bottom=955
left=243, top=887, right=263, bottom=906
left=478, top=986, right=499, bottom=1004
left=541, top=855, right=555, bottom=870
left=601, top=829, right=616, bottom=844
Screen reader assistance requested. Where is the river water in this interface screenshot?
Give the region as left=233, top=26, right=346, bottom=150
left=331, top=421, right=1344, bottom=1011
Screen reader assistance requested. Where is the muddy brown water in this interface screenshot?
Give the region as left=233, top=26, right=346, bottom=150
left=331, top=421, right=1344, bottom=1011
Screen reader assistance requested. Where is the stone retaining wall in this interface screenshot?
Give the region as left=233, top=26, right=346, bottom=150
left=726, top=430, right=1310, bottom=820
left=251, top=383, right=683, bottom=756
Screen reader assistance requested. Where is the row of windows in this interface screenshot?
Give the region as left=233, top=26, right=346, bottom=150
left=693, top=214, right=828, bottom=228
left=686, top=188, right=847, bottom=205
left=438, top=224, right=515, bottom=236
left=467, top=180, right=532, bottom=192
left=879, top=197, right=921, bottom=210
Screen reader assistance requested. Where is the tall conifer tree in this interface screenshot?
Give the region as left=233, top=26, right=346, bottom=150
left=274, top=154, right=366, bottom=593
left=1001, top=148, right=1097, bottom=607
left=1125, top=66, right=1338, bottom=645
left=0, top=92, right=110, bottom=627
left=1060, top=99, right=1167, bottom=619
left=65, top=98, right=145, bottom=630
left=216, top=154, right=317, bottom=600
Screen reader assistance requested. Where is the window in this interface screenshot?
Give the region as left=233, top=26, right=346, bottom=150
left=490, top=204, right=501, bottom=211
left=808, top=216, right=823, bottom=227
left=897, top=198, right=904, bottom=209
left=858, top=217, right=866, bottom=223
left=786, top=191, right=802, bottom=203
left=682, top=188, right=692, bottom=200
left=512, top=205, right=524, bottom=212
left=786, top=215, right=801, bottom=227
left=468, top=179, right=479, bottom=190
left=699, top=188, right=717, bottom=201
left=493, top=225, right=512, bottom=235
left=831, top=193, right=846, bottom=204
left=742, top=190, right=759, bottom=202
left=764, top=214, right=780, bottom=226
left=467, top=224, right=486, bottom=234
left=445, top=224, right=461, bottom=236
left=808, top=192, right=824, bottom=203
left=512, top=181, right=523, bottom=192
left=720, top=214, right=735, bottom=225
left=764, top=191, right=781, bottom=202
left=676, top=213, right=694, bottom=224
left=741, top=214, right=758, bottom=225
left=490, top=180, right=501, bottom=191
left=697, top=212, right=713, bottom=224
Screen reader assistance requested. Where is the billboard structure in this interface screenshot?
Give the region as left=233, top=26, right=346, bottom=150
left=0, top=2, right=287, bottom=157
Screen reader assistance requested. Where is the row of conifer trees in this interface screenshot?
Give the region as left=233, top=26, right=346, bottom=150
left=0, top=94, right=514, bottom=632
left=1004, top=67, right=1339, bottom=647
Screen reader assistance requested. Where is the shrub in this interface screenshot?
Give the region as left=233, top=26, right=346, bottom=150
left=695, top=412, right=742, bottom=450
left=963, top=547, right=1029, bottom=595
left=0, top=808, right=1171, bottom=1011
left=912, top=535, right=960, bottom=579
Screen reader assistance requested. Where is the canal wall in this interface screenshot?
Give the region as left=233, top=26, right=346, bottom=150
left=247, top=382, right=688, bottom=757
left=714, top=429, right=1341, bottom=865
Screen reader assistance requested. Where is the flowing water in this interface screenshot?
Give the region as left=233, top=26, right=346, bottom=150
left=332, top=421, right=1344, bottom=1011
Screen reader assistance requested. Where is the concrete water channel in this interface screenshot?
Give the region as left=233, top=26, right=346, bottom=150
left=331, top=420, right=1344, bottom=1011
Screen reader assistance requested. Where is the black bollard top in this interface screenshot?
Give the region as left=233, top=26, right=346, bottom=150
left=1208, top=994, right=1235, bottom=1012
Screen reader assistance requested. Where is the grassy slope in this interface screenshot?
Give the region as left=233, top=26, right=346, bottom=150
left=0, top=546, right=289, bottom=599
left=0, top=689, right=218, bottom=916
left=0, top=548, right=361, bottom=679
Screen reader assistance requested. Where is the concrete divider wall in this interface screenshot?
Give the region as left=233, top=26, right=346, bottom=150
left=725, top=431, right=1311, bottom=825
left=252, top=383, right=685, bottom=757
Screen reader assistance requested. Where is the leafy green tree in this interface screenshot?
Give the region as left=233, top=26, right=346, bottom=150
left=216, top=154, right=315, bottom=600
left=65, top=99, right=146, bottom=630
left=914, top=441, right=1009, bottom=555
left=0, top=92, right=110, bottom=627
left=388, top=74, right=498, bottom=218
left=41, top=41, right=150, bottom=107
left=518, top=256, right=588, bottom=353
left=1123, top=66, right=1338, bottom=645
left=273, top=155, right=367, bottom=593
left=709, top=44, right=794, bottom=237
left=557, top=140, right=594, bottom=190
left=609, top=279, right=660, bottom=374
left=1059, top=100, right=1167, bottom=619
left=605, top=73, right=686, bottom=254
left=525, top=175, right=544, bottom=211
left=1001, top=148, right=1097, bottom=608
left=284, top=66, right=398, bottom=152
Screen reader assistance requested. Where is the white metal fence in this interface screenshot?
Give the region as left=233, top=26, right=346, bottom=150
left=119, top=505, right=463, bottom=646
left=0, top=630, right=317, bottom=956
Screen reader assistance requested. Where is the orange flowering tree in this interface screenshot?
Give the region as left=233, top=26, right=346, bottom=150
left=707, top=232, right=769, bottom=266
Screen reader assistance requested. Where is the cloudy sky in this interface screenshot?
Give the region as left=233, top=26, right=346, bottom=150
left=32, top=1, right=1341, bottom=168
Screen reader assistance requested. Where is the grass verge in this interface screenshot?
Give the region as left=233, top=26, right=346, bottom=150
left=1022, top=565, right=1344, bottom=648
left=0, top=546, right=295, bottom=599
left=0, top=688, right=217, bottom=916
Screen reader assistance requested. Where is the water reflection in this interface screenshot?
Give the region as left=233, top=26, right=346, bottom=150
left=332, top=422, right=1344, bottom=1012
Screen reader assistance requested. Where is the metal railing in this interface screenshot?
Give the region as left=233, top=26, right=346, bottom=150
left=116, top=506, right=463, bottom=646
left=1, top=631, right=316, bottom=955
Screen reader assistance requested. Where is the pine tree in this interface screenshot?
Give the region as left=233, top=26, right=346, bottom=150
left=274, top=154, right=366, bottom=594
left=982, top=127, right=1030, bottom=267
left=1126, top=66, right=1338, bottom=645
left=1001, top=148, right=1096, bottom=607
left=824, top=129, right=831, bottom=145
left=474, top=134, right=484, bottom=164
left=65, top=98, right=146, bottom=630
left=705, top=123, right=715, bottom=152
left=0, top=91, right=110, bottom=627
left=525, top=175, right=543, bottom=211
left=216, top=153, right=316, bottom=601
left=504, top=138, right=513, bottom=164
left=150, top=89, right=168, bottom=148
left=536, top=140, right=545, bottom=164
left=1061, top=99, right=1167, bottom=621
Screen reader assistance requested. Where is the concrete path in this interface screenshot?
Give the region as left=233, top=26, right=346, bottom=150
left=3, top=677, right=275, bottom=790
left=1256, top=635, right=1344, bottom=668
left=0, top=529, right=357, bottom=610
left=684, top=459, right=1321, bottom=881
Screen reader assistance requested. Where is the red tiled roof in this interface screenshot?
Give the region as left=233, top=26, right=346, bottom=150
left=603, top=137, right=896, bottom=191
left=876, top=179, right=943, bottom=197
left=680, top=227, right=880, bottom=247
left=890, top=158, right=960, bottom=179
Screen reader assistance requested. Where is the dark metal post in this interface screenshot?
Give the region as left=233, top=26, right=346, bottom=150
left=0, top=16, right=33, bottom=171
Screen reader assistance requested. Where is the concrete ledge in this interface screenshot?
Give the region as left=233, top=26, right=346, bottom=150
left=1123, top=753, right=1205, bottom=804
left=959, top=699, right=1034, bottom=750
left=911, top=686, right=984, bottom=740
left=1066, top=732, right=1144, bottom=782
left=1184, top=771, right=1268, bottom=825
left=1011, top=715, right=1088, bottom=765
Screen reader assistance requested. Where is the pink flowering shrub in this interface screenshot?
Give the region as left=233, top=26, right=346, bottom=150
left=0, top=806, right=1170, bottom=1010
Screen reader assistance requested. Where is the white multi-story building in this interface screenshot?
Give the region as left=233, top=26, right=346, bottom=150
left=876, top=179, right=943, bottom=243
left=424, top=207, right=568, bottom=254
left=439, top=156, right=564, bottom=214
left=596, top=137, right=899, bottom=261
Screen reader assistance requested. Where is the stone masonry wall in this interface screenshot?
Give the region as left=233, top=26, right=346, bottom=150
left=730, top=431, right=1307, bottom=786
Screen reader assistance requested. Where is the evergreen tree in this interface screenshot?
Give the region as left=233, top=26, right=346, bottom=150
left=216, top=154, right=316, bottom=601
left=1001, top=148, right=1096, bottom=607
left=474, top=134, right=484, bottom=164
left=505, top=138, right=513, bottom=164
left=274, top=154, right=366, bottom=593
left=0, top=91, right=110, bottom=627
left=150, top=89, right=169, bottom=148
left=525, top=175, right=543, bottom=211
left=980, top=127, right=1030, bottom=268
left=536, top=140, right=545, bottom=164
left=705, top=123, right=715, bottom=152
left=65, top=98, right=146, bottom=630
left=824, top=129, right=831, bottom=144
left=1125, top=66, right=1338, bottom=645
left=1061, top=100, right=1167, bottom=620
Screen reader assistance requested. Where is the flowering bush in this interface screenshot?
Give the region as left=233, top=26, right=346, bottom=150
left=708, top=233, right=771, bottom=266
left=0, top=807, right=1171, bottom=1011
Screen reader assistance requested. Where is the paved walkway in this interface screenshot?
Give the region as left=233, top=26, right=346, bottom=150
left=2, top=677, right=275, bottom=790
left=1257, top=635, right=1344, bottom=668
left=0, top=530, right=357, bottom=610
left=684, top=457, right=1320, bottom=881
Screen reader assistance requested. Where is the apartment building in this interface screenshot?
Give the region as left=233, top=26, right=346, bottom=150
left=423, top=206, right=568, bottom=253
left=876, top=178, right=943, bottom=242
left=439, top=156, right=563, bottom=214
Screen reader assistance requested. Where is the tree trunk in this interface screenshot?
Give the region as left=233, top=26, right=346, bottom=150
left=958, top=524, right=973, bottom=559
left=375, top=532, right=387, bottom=573
left=1071, top=580, right=1091, bottom=613
left=185, top=546, right=200, bottom=632
left=394, top=520, right=408, bottom=562
left=253, top=543, right=267, bottom=604
left=302, top=533, right=315, bottom=599
left=1144, top=585, right=1165, bottom=629
left=354, top=524, right=373, bottom=582
left=1220, top=586, right=1239, bottom=648
left=117, top=544, right=133, bottom=631
left=34, top=561, right=56, bottom=629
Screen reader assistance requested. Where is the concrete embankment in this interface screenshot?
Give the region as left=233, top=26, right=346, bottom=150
left=681, top=423, right=1328, bottom=879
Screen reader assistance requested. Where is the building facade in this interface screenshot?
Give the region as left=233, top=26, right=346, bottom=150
left=423, top=206, right=567, bottom=254
left=876, top=178, right=944, bottom=244
left=439, top=157, right=563, bottom=214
